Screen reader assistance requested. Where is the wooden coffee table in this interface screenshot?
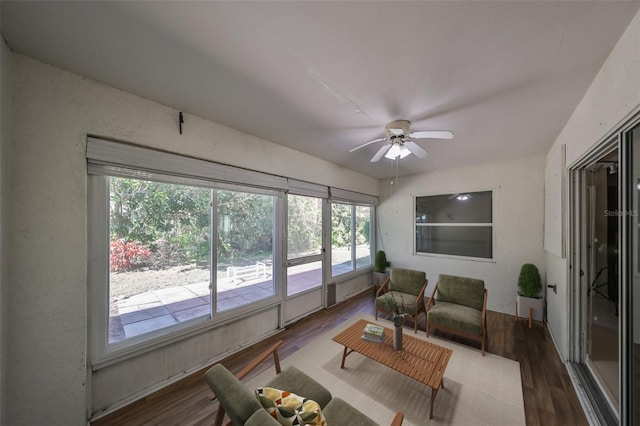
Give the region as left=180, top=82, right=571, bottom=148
left=332, top=319, right=452, bottom=419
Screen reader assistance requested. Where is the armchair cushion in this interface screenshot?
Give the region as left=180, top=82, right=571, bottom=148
left=375, top=291, right=420, bottom=315
left=436, top=274, right=485, bottom=311
left=323, top=398, right=378, bottom=426
left=265, top=366, right=332, bottom=409
left=427, top=301, right=483, bottom=336
left=389, top=268, right=426, bottom=295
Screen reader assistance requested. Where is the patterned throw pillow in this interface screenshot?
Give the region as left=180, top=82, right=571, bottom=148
left=255, top=387, right=327, bottom=426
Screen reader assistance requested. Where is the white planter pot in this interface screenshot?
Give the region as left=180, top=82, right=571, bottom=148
left=516, top=293, right=544, bottom=322
left=373, top=271, right=389, bottom=288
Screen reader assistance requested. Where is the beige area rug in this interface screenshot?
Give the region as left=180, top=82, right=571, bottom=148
left=245, top=313, right=525, bottom=426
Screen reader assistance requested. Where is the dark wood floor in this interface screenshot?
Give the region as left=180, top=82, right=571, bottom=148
left=92, top=291, right=588, bottom=426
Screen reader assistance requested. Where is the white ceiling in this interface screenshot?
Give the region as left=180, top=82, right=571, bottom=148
left=2, top=1, right=639, bottom=179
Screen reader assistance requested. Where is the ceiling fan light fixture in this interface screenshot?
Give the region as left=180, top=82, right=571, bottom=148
left=384, top=143, right=402, bottom=159
left=350, top=119, right=454, bottom=162
left=399, top=145, right=411, bottom=159
left=384, top=143, right=412, bottom=160
left=456, top=194, right=471, bottom=201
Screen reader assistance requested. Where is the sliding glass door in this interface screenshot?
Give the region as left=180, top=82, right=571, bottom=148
left=570, top=115, right=640, bottom=425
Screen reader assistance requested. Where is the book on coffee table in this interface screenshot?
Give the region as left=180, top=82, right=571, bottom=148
left=361, top=333, right=384, bottom=343
left=362, top=323, right=384, bottom=342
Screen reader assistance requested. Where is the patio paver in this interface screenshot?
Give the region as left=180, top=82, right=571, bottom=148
left=110, top=266, right=328, bottom=342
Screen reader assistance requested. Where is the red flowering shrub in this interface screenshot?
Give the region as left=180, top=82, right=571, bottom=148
left=110, top=239, right=151, bottom=272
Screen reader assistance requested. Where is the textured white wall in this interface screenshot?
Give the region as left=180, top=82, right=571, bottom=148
left=376, top=156, right=546, bottom=315
left=544, top=253, right=569, bottom=358
left=560, top=13, right=640, bottom=169
left=545, top=9, right=640, bottom=359
left=7, top=54, right=378, bottom=424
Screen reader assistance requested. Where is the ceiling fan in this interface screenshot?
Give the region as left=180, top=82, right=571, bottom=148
left=349, top=119, right=453, bottom=162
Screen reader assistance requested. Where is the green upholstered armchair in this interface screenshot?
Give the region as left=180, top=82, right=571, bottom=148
left=426, top=274, right=488, bottom=355
left=375, top=268, right=428, bottom=333
left=205, top=340, right=404, bottom=426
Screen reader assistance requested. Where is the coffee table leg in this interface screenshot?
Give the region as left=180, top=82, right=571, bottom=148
left=430, top=387, right=438, bottom=419
left=340, top=346, right=348, bottom=369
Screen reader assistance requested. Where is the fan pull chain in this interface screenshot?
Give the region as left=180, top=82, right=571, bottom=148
left=393, top=158, right=400, bottom=214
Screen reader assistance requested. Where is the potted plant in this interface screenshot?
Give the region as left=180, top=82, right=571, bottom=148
left=373, top=250, right=390, bottom=288
left=516, top=263, right=544, bottom=323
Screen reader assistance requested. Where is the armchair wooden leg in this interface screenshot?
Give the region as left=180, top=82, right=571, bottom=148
left=214, top=404, right=226, bottom=426
left=375, top=308, right=378, bottom=320
left=390, top=412, right=404, bottom=426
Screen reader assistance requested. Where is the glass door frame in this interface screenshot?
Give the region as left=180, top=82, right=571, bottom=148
left=619, top=117, right=636, bottom=426
left=568, top=110, right=640, bottom=425
left=569, top=140, right=621, bottom=423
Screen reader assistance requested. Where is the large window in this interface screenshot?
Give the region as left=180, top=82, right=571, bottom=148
left=331, top=203, right=372, bottom=277
left=101, top=176, right=277, bottom=347
left=415, top=191, right=493, bottom=259
left=89, top=138, right=377, bottom=361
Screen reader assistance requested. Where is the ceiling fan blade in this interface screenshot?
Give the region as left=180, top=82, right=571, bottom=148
left=348, top=138, right=387, bottom=152
left=404, top=140, right=428, bottom=159
left=371, top=143, right=392, bottom=162
left=409, top=130, right=454, bottom=140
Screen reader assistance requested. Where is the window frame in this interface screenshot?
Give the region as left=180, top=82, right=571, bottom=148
left=413, top=190, right=495, bottom=261
left=89, top=174, right=284, bottom=366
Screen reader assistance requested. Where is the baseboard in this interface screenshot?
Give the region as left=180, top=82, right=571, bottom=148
left=331, top=284, right=374, bottom=308
left=545, top=322, right=565, bottom=363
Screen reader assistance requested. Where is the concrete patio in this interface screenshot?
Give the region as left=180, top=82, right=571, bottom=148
left=108, top=265, right=328, bottom=343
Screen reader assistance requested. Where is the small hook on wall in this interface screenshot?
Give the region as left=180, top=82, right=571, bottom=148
left=179, top=112, right=184, bottom=135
